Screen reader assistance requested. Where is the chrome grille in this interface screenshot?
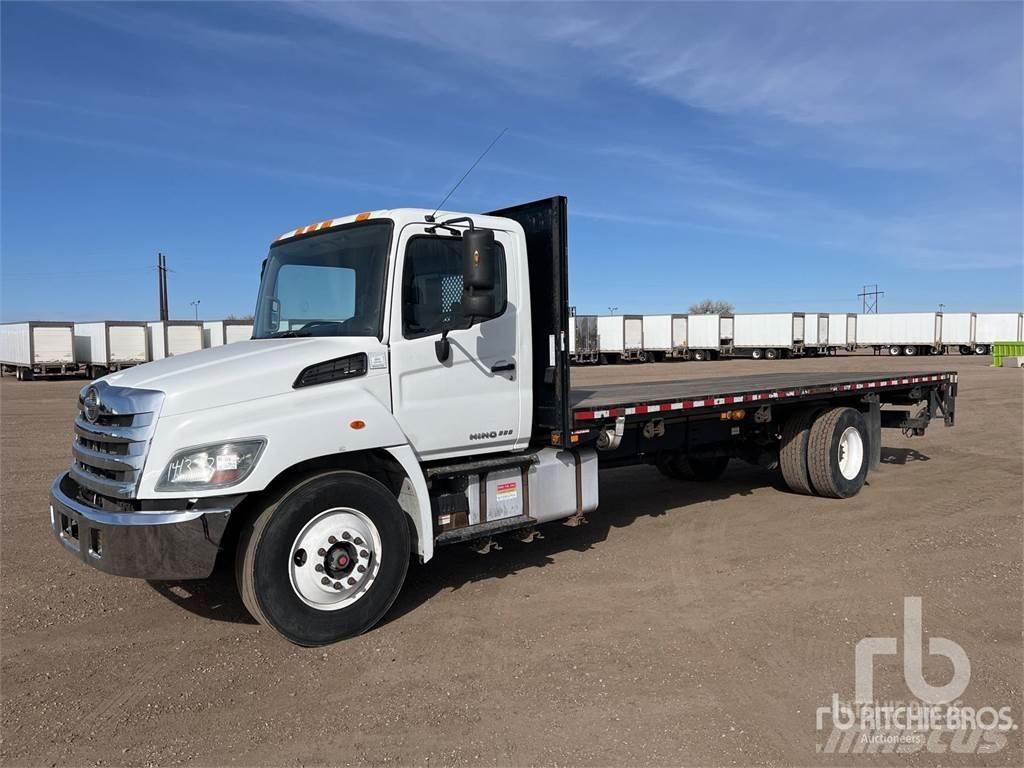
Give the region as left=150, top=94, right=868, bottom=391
left=70, top=381, right=164, bottom=500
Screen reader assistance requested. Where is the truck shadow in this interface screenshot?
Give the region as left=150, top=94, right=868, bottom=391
left=145, top=462, right=779, bottom=628
left=879, top=447, right=931, bottom=465
left=380, top=462, right=780, bottom=628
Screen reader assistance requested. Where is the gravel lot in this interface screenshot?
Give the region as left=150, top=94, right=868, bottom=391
left=1, top=353, right=1021, bottom=766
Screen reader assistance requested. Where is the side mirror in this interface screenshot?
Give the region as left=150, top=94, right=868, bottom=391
left=463, top=228, right=495, bottom=291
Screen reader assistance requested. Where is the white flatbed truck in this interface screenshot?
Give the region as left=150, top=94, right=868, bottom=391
left=50, top=197, right=958, bottom=645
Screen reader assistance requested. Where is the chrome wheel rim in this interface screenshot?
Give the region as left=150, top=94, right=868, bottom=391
left=837, top=426, right=864, bottom=480
left=288, top=507, right=382, bottom=611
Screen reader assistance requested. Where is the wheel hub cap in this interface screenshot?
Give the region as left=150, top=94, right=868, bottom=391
left=837, top=426, right=864, bottom=480
left=288, top=507, right=381, bottom=611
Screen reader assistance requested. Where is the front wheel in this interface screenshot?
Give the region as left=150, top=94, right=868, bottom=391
left=236, top=471, right=410, bottom=646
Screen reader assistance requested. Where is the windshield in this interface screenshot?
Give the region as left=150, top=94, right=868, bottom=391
left=253, top=220, right=393, bottom=339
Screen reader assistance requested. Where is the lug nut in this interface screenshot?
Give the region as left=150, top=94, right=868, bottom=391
left=315, top=564, right=324, bottom=573
left=359, top=549, right=369, bottom=559
left=347, top=577, right=357, bottom=586
left=333, top=582, right=342, bottom=590
left=321, top=577, right=330, bottom=585
left=317, top=548, right=326, bottom=556
left=357, top=565, right=366, bottom=573
left=341, top=531, right=351, bottom=540
left=328, top=536, right=337, bottom=544
left=353, top=537, right=364, bottom=546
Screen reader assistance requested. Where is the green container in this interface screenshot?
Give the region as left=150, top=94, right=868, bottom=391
left=991, top=341, right=1024, bottom=367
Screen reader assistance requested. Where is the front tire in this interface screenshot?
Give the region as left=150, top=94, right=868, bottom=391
left=236, top=471, right=410, bottom=646
left=806, top=408, right=869, bottom=499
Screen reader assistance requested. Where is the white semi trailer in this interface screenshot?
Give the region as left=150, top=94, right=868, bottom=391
left=0, top=321, right=76, bottom=380
left=731, top=313, right=805, bottom=359
left=641, top=314, right=688, bottom=361
left=148, top=321, right=204, bottom=360
left=596, top=314, right=645, bottom=363
left=48, top=196, right=959, bottom=646
left=939, top=313, right=976, bottom=355
left=828, top=313, right=857, bottom=351
left=685, top=314, right=732, bottom=361
left=857, top=313, right=942, bottom=356
left=803, top=313, right=838, bottom=356
left=202, top=321, right=225, bottom=347
left=973, top=313, right=1023, bottom=354
left=74, top=321, right=150, bottom=377
left=568, top=315, right=600, bottom=364
left=224, top=320, right=254, bottom=344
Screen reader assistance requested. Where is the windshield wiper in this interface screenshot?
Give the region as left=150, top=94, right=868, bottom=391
left=267, top=330, right=312, bottom=338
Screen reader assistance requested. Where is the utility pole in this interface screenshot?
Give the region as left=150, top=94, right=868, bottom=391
left=157, top=253, right=169, bottom=321
left=190, top=299, right=201, bottom=321
left=608, top=306, right=618, bottom=315
left=858, top=284, right=884, bottom=314
left=939, top=303, right=945, bottom=313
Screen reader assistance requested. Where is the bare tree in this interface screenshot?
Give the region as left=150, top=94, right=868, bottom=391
left=688, top=299, right=734, bottom=315
left=226, top=313, right=255, bottom=322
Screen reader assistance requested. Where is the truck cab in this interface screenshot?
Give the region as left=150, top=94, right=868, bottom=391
left=51, top=198, right=591, bottom=646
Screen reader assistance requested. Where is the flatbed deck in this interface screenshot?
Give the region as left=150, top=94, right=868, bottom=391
left=571, top=370, right=957, bottom=424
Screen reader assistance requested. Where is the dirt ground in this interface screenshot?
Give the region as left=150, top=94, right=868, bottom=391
left=1, top=353, right=1021, bottom=767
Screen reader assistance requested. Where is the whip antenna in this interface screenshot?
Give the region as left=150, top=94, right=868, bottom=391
left=428, top=127, right=507, bottom=220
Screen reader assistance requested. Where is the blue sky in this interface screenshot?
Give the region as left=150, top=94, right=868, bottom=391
left=2, top=1, right=1021, bottom=321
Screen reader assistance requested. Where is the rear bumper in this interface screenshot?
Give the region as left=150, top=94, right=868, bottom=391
left=49, top=473, right=236, bottom=580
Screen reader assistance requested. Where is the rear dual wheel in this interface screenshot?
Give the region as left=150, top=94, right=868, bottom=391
left=781, top=407, right=869, bottom=498
left=236, top=471, right=410, bottom=646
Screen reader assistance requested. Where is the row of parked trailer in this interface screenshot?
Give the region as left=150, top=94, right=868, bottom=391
left=0, top=319, right=253, bottom=380
left=569, top=311, right=1024, bottom=364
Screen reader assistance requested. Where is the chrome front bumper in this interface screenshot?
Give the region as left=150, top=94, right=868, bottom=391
left=49, top=473, right=237, bottom=580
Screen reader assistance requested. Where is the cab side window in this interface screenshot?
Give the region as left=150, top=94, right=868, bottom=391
left=402, top=236, right=507, bottom=338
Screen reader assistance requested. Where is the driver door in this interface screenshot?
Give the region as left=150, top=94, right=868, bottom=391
left=389, top=223, right=524, bottom=460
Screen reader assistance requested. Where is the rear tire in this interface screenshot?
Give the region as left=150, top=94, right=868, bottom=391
left=974, top=345, right=988, bottom=355
left=236, top=471, right=410, bottom=646
left=687, top=455, right=730, bottom=481
left=807, top=408, right=869, bottom=499
left=780, top=409, right=818, bottom=494
left=765, top=348, right=779, bottom=360
left=888, top=345, right=902, bottom=356
left=903, top=346, right=917, bottom=356
left=692, top=350, right=706, bottom=361
left=751, top=349, right=763, bottom=360
left=656, top=452, right=690, bottom=480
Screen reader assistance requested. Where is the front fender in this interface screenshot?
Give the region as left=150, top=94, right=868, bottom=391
left=139, top=375, right=408, bottom=497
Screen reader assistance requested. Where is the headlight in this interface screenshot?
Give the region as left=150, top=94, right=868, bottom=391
left=156, top=439, right=266, bottom=492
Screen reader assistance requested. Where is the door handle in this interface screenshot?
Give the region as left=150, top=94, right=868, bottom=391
left=491, top=361, right=516, bottom=373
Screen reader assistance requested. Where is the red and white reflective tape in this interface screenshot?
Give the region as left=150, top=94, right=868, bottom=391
left=573, top=373, right=953, bottom=422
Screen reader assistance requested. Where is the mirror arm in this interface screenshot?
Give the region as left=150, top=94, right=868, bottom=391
left=435, top=325, right=453, bottom=363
